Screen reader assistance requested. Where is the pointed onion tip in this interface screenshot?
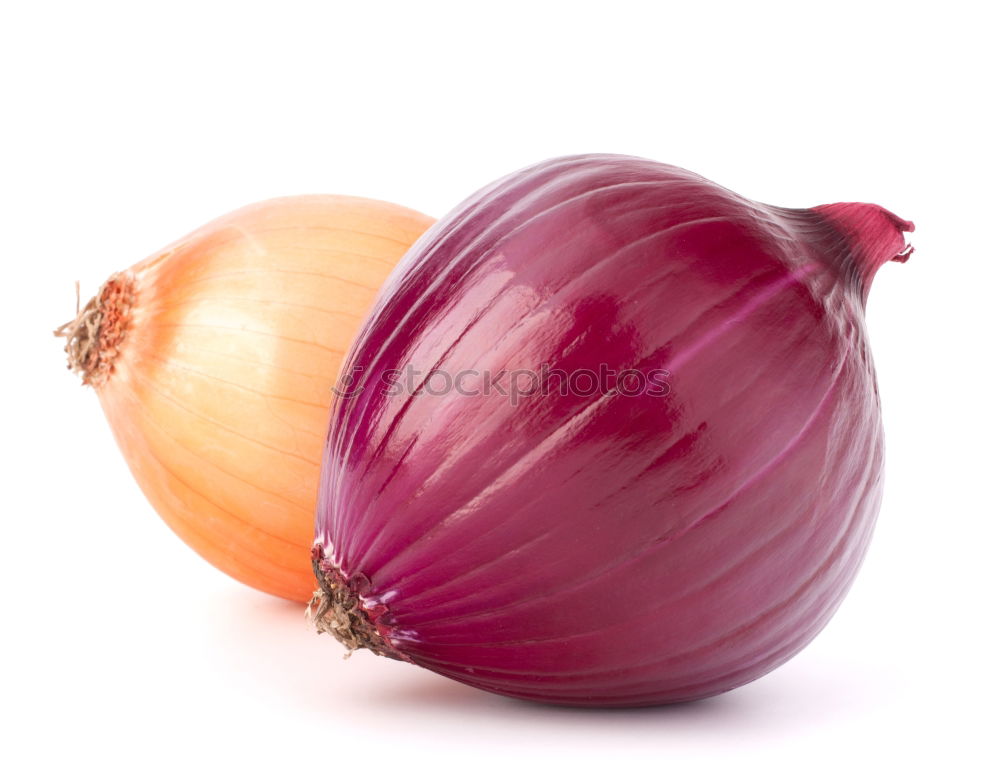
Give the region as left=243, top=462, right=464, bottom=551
left=811, top=202, right=914, bottom=287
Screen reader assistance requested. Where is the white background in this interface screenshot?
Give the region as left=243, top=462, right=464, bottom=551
left=3, top=1, right=998, bottom=768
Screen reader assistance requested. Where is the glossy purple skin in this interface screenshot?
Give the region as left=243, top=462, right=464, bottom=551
left=316, top=155, right=911, bottom=706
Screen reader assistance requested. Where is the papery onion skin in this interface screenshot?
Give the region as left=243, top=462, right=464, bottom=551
left=62, top=196, right=433, bottom=602
left=312, top=155, right=912, bottom=706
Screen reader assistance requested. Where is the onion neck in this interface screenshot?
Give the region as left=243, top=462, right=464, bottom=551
left=54, top=272, right=135, bottom=387
left=805, top=202, right=914, bottom=302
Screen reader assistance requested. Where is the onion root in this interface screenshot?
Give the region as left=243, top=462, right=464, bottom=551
left=309, top=548, right=402, bottom=661
left=54, top=273, right=135, bottom=387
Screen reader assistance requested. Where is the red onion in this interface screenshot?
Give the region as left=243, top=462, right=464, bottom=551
left=311, top=154, right=912, bottom=706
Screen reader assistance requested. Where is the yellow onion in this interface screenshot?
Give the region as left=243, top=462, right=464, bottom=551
left=57, top=196, right=433, bottom=601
